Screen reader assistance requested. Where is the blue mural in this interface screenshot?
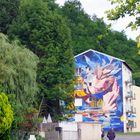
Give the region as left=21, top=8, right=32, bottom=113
left=73, top=50, right=123, bottom=131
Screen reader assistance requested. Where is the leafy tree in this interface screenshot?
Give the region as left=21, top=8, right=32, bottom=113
left=106, top=0, right=140, bottom=28
left=0, top=33, right=39, bottom=138
left=0, top=0, right=20, bottom=34
left=43, top=0, right=60, bottom=11
left=8, top=0, right=75, bottom=119
left=61, top=0, right=140, bottom=86
left=106, top=0, right=140, bottom=53
left=0, top=33, right=38, bottom=105
left=0, top=93, right=13, bottom=140
left=61, top=0, right=110, bottom=55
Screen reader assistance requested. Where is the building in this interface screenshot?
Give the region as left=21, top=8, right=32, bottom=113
left=72, top=49, right=134, bottom=132
left=132, top=85, right=140, bottom=132
left=122, top=60, right=134, bottom=133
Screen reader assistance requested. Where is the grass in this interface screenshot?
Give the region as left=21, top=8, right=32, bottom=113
left=104, top=131, right=140, bottom=136
left=116, top=132, right=140, bottom=136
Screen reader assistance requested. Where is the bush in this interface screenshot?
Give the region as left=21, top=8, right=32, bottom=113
left=0, top=93, right=13, bottom=138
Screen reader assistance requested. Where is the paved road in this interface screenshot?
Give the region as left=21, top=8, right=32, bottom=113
left=104, top=135, right=140, bottom=140
left=116, top=135, right=140, bottom=140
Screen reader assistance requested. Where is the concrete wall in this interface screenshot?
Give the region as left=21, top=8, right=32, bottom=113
left=132, top=86, right=140, bottom=132
left=59, top=122, right=78, bottom=140
left=39, top=122, right=101, bottom=140
left=59, top=122, right=101, bottom=140
left=39, top=123, right=60, bottom=140
left=78, top=123, right=101, bottom=140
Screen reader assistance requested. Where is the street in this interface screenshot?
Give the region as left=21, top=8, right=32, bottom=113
left=104, top=135, right=140, bottom=140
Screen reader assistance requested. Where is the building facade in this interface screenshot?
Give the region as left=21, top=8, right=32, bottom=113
left=132, top=85, right=140, bottom=132
left=122, top=63, right=134, bottom=132
left=72, top=49, right=134, bottom=132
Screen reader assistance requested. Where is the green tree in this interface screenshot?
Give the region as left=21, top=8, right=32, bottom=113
left=0, top=93, right=13, bottom=140
left=106, top=0, right=140, bottom=53
left=0, top=33, right=39, bottom=138
left=0, top=0, right=20, bottom=34
left=106, top=0, right=140, bottom=28
left=8, top=0, right=75, bottom=119
left=0, top=33, right=38, bottom=105
left=61, top=0, right=140, bottom=86
left=61, top=0, right=110, bottom=55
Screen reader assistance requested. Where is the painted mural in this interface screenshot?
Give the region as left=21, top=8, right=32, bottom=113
left=72, top=50, right=123, bottom=131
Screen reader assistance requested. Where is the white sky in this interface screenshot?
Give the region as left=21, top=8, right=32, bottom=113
left=56, top=0, right=140, bottom=41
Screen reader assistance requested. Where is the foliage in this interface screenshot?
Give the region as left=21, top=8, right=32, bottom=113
left=0, top=129, right=11, bottom=140
left=0, top=0, right=139, bottom=130
left=106, top=0, right=140, bottom=52
left=136, top=35, right=140, bottom=54
left=0, top=33, right=39, bottom=138
left=106, top=0, right=140, bottom=28
left=61, top=0, right=111, bottom=55
left=36, top=135, right=45, bottom=140
left=61, top=0, right=140, bottom=85
left=0, top=33, right=38, bottom=105
left=8, top=0, right=75, bottom=119
left=0, top=0, right=20, bottom=34
left=0, top=93, right=13, bottom=139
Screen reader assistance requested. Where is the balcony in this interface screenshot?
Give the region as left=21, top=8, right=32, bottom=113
left=133, top=93, right=136, bottom=100
left=126, top=110, right=132, bottom=114
left=126, top=120, right=134, bottom=128
left=125, top=91, right=133, bottom=98
left=126, top=106, right=134, bottom=114
left=125, top=80, right=132, bottom=86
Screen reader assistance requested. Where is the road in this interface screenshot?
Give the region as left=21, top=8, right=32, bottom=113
left=104, top=135, right=140, bottom=140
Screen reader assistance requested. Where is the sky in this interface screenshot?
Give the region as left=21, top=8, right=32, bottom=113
left=56, top=0, right=140, bottom=41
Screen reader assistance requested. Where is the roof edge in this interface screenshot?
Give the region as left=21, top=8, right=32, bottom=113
left=74, top=49, right=132, bottom=71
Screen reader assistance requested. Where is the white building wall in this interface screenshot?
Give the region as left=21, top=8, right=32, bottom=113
left=132, top=86, right=140, bottom=132
left=122, top=63, right=133, bottom=133
left=59, top=122, right=78, bottom=140
left=78, top=123, right=101, bottom=140
left=59, top=122, right=101, bottom=140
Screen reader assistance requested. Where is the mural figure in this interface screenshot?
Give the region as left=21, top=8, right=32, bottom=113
left=73, top=50, right=123, bottom=131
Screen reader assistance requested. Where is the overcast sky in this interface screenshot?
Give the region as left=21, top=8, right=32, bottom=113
left=56, top=0, right=139, bottom=40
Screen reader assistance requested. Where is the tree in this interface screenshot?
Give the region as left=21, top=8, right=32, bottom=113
left=0, top=0, right=20, bottom=34
left=8, top=0, right=75, bottom=119
left=60, top=0, right=140, bottom=86
left=0, top=33, right=39, bottom=138
left=0, top=33, right=38, bottom=105
left=106, top=0, right=140, bottom=28
left=61, top=0, right=110, bottom=55
left=0, top=93, right=13, bottom=140
left=106, top=0, right=140, bottom=53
